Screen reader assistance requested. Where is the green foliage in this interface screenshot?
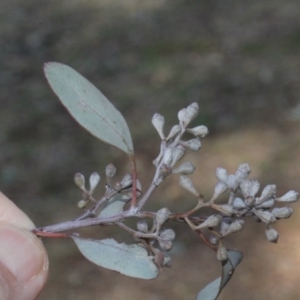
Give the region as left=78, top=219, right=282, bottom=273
left=72, top=236, right=159, bottom=279
left=44, top=62, right=134, bottom=155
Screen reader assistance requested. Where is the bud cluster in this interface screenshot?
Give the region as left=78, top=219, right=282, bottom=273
left=207, top=163, right=299, bottom=243
left=151, top=103, right=208, bottom=192
left=135, top=208, right=176, bottom=252
left=74, top=172, right=101, bottom=208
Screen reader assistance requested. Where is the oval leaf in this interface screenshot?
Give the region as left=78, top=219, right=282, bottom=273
left=44, top=62, right=133, bottom=154
left=98, top=193, right=130, bottom=218
left=196, top=249, right=243, bottom=300
left=72, top=236, right=158, bottom=279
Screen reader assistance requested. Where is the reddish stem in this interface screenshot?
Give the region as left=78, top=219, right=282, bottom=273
left=195, top=229, right=217, bottom=251
left=129, top=154, right=137, bottom=209
left=33, top=230, right=70, bottom=238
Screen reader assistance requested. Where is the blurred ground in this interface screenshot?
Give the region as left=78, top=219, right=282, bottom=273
left=1, top=0, right=300, bottom=299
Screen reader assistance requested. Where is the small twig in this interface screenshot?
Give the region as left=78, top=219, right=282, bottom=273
left=195, top=229, right=217, bottom=251
left=184, top=217, right=217, bottom=251
left=33, top=231, right=70, bottom=238
left=129, top=154, right=138, bottom=210
left=34, top=210, right=133, bottom=233
left=73, top=189, right=118, bottom=221
left=170, top=197, right=207, bottom=220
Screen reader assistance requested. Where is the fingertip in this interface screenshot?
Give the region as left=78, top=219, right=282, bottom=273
left=0, top=225, right=48, bottom=300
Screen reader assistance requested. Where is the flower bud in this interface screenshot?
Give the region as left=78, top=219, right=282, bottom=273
left=187, top=125, right=209, bottom=137
left=152, top=113, right=165, bottom=139
left=137, top=220, right=149, bottom=233
left=240, top=179, right=260, bottom=198
left=178, top=108, right=188, bottom=126
left=166, top=124, right=181, bottom=141
left=272, top=207, right=293, bottom=219
left=172, top=162, right=196, bottom=175
left=105, top=163, right=116, bottom=183
left=209, top=235, right=219, bottom=245
left=256, top=184, right=276, bottom=205
left=212, top=204, right=236, bottom=216
left=181, top=138, right=201, bottom=151
left=221, top=219, right=244, bottom=236
left=163, top=254, right=172, bottom=267
left=156, top=208, right=171, bottom=227
left=235, top=163, right=251, bottom=182
left=253, top=209, right=276, bottom=224
left=160, top=228, right=176, bottom=241
left=179, top=175, right=199, bottom=196
left=120, top=179, right=143, bottom=200
left=77, top=199, right=88, bottom=208
left=163, top=147, right=174, bottom=165
left=276, top=190, right=299, bottom=203
left=256, top=198, right=274, bottom=209
left=217, top=242, right=228, bottom=261
left=170, top=145, right=186, bottom=167
left=159, top=239, right=173, bottom=251
left=245, top=196, right=255, bottom=207
left=226, top=174, right=238, bottom=190
left=233, top=197, right=247, bottom=209
left=89, top=172, right=100, bottom=193
left=220, top=219, right=230, bottom=236
left=74, top=173, right=85, bottom=190
left=265, top=225, right=279, bottom=243
left=196, top=214, right=222, bottom=229
left=121, top=173, right=132, bottom=189
left=215, top=167, right=228, bottom=182
left=211, top=182, right=228, bottom=201
left=186, top=102, right=199, bottom=123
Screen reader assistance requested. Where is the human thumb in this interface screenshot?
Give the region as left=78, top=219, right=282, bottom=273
left=0, top=224, right=48, bottom=300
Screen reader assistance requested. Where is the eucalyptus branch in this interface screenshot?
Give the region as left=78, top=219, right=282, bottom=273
left=34, top=210, right=133, bottom=233
left=29, top=62, right=299, bottom=299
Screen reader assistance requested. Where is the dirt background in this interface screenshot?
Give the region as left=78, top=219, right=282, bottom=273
left=1, top=0, right=300, bottom=299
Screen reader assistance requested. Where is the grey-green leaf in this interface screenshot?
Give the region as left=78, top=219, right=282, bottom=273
left=98, top=193, right=130, bottom=218
left=44, top=62, right=133, bottom=154
left=72, top=236, right=158, bottom=279
left=196, top=250, right=243, bottom=300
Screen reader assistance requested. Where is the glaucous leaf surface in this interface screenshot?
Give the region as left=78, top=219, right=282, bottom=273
left=98, top=193, right=129, bottom=218
left=72, top=236, right=158, bottom=279
left=196, top=250, right=243, bottom=300
left=44, top=62, right=133, bottom=154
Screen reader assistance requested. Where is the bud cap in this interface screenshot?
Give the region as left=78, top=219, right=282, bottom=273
left=215, top=167, right=228, bottom=182
left=265, top=225, right=279, bottom=243
left=89, top=172, right=100, bottom=193
left=196, top=214, right=222, bottom=229
left=172, top=162, right=196, bottom=175
left=166, top=125, right=181, bottom=141
left=159, top=228, right=176, bottom=241
left=253, top=209, right=276, bottom=224
left=272, top=207, right=293, bottom=219
left=156, top=208, right=171, bottom=228
left=74, top=173, right=85, bottom=190
left=217, top=242, right=228, bottom=261
left=182, top=138, right=201, bottom=151
left=187, top=125, right=208, bottom=137
left=179, top=175, right=199, bottom=196
left=137, top=220, right=149, bottom=233
left=276, top=190, right=299, bottom=203
left=151, top=113, right=165, bottom=139
left=105, top=163, right=116, bottom=183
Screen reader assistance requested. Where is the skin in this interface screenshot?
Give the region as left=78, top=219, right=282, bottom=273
left=0, top=192, right=48, bottom=300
